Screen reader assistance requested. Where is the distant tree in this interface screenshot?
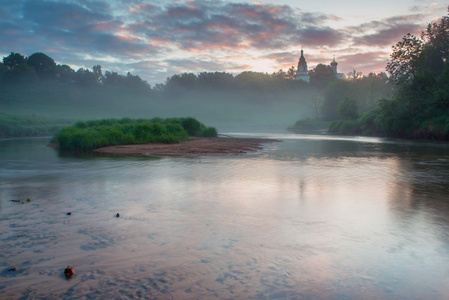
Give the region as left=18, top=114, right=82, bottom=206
left=321, top=80, right=351, bottom=120
left=350, top=73, right=394, bottom=112
left=103, top=71, right=122, bottom=86
left=286, top=66, right=296, bottom=80
left=125, top=72, right=151, bottom=91
left=197, top=72, right=234, bottom=89
left=27, top=52, right=57, bottom=79
left=2, top=52, right=36, bottom=82
left=74, top=68, right=98, bottom=86
left=3, top=52, right=27, bottom=71
left=164, top=73, right=197, bottom=93
left=309, top=64, right=336, bottom=87
left=235, top=71, right=272, bottom=88
left=56, top=64, right=75, bottom=82
left=0, top=63, right=7, bottom=81
left=92, top=65, right=103, bottom=84
left=338, top=97, right=358, bottom=119
left=271, top=69, right=287, bottom=80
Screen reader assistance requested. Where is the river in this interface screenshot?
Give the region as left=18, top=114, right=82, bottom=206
left=1, top=133, right=449, bottom=299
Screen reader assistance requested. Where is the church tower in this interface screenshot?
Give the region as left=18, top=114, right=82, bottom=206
left=295, top=49, right=310, bottom=82
left=330, top=56, right=338, bottom=76
left=330, top=56, right=345, bottom=79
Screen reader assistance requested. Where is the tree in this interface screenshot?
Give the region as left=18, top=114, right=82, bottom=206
left=309, top=64, right=337, bottom=87
left=27, top=52, right=57, bottom=79
left=386, top=33, right=424, bottom=85
left=2, top=52, right=36, bottom=82
left=92, top=65, right=103, bottom=84
left=286, top=66, right=296, bottom=80
left=387, top=9, right=449, bottom=85
left=379, top=8, right=449, bottom=139
left=3, top=52, right=27, bottom=70
left=338, top=97, right=358, bottom=119
left=56, top=64, right=75, bottom=82
left=0, top=63, right=7, bottom=81
left=197, top=72, right=234, bottom=89
left=74, top=68, right=98, bottom=86
left=321, top=80, right=351, bottom=120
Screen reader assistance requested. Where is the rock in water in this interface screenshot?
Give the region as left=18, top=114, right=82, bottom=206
left=64, top=265, right=74, bottom=278
left=116, top=213, right=120, bottom=218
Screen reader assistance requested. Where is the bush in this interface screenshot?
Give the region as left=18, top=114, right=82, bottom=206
left=181, top=117, right=202, bottom=135
left=201, top=126, right=218, bottom=137
left=328, top=119, right=359, bottom=134
left=287, top=118, right=330, bottom=132
left=53, top=117, right=216, bottom=151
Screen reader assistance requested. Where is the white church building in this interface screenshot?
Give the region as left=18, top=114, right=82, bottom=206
left=295, top=50, right=345, bottom=82
left=295, top=49, right=310, bottom=82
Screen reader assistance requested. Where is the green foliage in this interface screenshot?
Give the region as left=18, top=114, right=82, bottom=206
left=375, top=11, right=449, bottom=139
left=2, top=52, right=37, bottom=82
left=321, top=80, right=351, bottom=120
left=53, top=117, right=217, bottom=151
left=338, top=97, right=358, bottom=119
left=27, top=52, right=57, bottom=79
left=309, top=64, right=337, bottom=86
left=386, top=33, right=423, bottom=85
left=201, top=126, right=218, bottom=137
left=328, top=119, right=360, bottom=135
left=3, top=52, right=27, bottom=71
left=288, top=119, right=330, bottom=132
left=387, top=11, right=449, bottom=85
left=181, top=117, right=202, bottom=135
left=324, top=11, right=449, bottom=140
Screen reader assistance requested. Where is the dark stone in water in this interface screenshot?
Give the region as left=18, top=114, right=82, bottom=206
left=64, top=265, right=74, bottom=278
left=116, top=213, right=120, bottom=218
left=67, top=212, right=72, bottom=215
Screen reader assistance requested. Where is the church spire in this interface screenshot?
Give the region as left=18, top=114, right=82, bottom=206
left=330, top=55, right=338, bottom=75
left=295, top=48, right=309, bottom=82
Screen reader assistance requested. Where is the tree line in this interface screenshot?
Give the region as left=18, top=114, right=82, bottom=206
left=0, top=50, right=392, bottom=97
left=324, top=8, right=449, bottom=140
left=0, top=52, right=151, bottom=92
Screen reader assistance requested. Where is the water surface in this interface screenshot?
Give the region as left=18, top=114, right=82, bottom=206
left=1, top=134, right=449, bottom=299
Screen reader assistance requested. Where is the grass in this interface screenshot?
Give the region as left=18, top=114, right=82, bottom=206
left=0, top=112, right=73, bottom=138
left=53, top=117, right=218, bottom=151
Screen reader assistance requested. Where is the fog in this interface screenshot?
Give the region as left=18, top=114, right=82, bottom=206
left=0, top=78, right=320, bottom=133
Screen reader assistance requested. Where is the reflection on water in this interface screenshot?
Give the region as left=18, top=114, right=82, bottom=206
left=1, top=134, right=449, bottom=299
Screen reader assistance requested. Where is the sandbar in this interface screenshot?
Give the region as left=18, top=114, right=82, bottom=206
left=93, top=136, right=279, bottom=155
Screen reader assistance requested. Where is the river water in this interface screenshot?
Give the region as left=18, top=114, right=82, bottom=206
left=1, top=133, right=449, bottom=299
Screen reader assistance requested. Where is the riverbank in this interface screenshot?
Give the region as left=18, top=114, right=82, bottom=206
left=92, top=136, right=279, bottom=155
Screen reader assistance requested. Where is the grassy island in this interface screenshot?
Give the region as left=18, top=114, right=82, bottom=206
left=52, top=117, right=218, bottom=151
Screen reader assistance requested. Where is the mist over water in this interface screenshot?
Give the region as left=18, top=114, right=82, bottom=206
left=1, top=134, right=449, bottom=299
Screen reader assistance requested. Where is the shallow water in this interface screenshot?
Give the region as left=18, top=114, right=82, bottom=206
left=1, top=134, right=449, bottom=299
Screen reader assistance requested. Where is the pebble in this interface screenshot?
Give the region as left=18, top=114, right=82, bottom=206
left=64, top=265, right=74, bottom=278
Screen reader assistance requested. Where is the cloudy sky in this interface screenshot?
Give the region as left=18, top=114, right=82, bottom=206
left=1, top=0, right=447, bottom=85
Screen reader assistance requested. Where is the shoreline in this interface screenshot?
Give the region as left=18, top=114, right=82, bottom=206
left=91, top=136, right=280, bottom=155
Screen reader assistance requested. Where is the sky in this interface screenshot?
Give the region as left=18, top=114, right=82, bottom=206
left=1, top=0, right=447, bottom=85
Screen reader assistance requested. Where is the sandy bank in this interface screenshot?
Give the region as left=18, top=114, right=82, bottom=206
left=92, top=136, right=279, bottom=155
